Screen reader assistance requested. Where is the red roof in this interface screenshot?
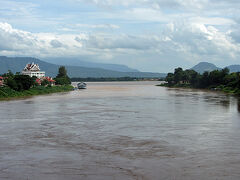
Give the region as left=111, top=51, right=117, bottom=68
left=0, top=76, right=3, bottom=80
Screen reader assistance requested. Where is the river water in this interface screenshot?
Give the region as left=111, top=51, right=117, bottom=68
left=0, top=81, right=240, bottom=180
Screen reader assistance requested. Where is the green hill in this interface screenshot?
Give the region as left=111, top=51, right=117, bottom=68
left=191, top=62, right=221, bottom=74
left=226, top=65, right=240, bottom=73
left=44, top=57, right=140, bottom=72
left=191, top=62, right=240, bottom=74
left=0, top=56, right=166, bottom=78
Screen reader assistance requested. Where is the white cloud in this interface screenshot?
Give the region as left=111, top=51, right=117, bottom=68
left=0, top=22, right=39, bottom=51
left=0, top=22, right=87, bottom=57
left=189, top=17, right=235, bottom=26
left=165, top=22, right=240, bottom=62
left=1, top=21, right=240, bottom=66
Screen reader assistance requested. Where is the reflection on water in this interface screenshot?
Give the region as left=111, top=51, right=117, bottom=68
left=0, top=81, right=240, bottom=180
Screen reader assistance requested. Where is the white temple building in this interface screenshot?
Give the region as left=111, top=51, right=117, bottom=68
left=22, top=63, right=45, bottom=78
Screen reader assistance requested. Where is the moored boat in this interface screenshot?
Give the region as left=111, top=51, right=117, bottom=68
left=77, top=82, right=87, bottom=89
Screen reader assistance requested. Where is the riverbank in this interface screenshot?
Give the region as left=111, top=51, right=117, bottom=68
left=0, top=85, right=73, bottom=101
left=158, top=83, right=240, bottom=95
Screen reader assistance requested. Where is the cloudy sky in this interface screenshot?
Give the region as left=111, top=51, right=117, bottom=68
left=0, top=0, right=240, bottom=72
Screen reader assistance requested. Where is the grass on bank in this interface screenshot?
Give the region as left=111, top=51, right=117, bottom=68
left=0, top=85, right=73, bottom=100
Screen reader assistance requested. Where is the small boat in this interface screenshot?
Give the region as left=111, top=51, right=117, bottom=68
left=77, top=82, right=87, bottom=89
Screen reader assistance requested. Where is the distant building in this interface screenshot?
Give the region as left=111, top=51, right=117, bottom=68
left=22, top=63, right=45, bottom=78
left=21, top=63, right=56, bottom=86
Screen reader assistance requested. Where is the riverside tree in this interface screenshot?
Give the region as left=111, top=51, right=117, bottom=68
left=5, top=75, right=35, bottom=91
left=163, top=67, right=240, bottom=94
left=55, top=66, right=71, bottom=85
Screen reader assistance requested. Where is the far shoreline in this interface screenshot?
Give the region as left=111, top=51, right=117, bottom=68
left=70, top=77, right=163, bottom=82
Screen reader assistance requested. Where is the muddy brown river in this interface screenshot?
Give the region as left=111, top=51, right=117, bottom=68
left=0, top=81, right=240, bottom=180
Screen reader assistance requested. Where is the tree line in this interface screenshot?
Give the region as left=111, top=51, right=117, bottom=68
left=164, top=67, right=240, bottom=94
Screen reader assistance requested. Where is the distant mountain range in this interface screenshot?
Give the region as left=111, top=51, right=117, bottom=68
left=43, top=57, right=139, bottom=72
left=191, top=62, right=240, bottom=74
left=0, top=56, right=166, bottom=78
left=226, top=65, right=240, bottom=73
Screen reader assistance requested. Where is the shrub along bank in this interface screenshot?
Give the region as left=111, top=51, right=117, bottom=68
left=160, top=67, right=240, bottom=95
left=0, top=85, right=73, bottom=100
left=0, top=66, right=73, bottom=100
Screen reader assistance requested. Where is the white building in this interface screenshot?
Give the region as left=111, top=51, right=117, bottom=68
left=22, top=63, right=45, bottom=78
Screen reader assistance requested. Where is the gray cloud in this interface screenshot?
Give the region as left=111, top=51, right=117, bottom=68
left=229, top=25, right=240, bottom=44
left=86, top=34, right=159, bottom=50
left=50, top=40, right=63, bottom=48
left=231, top=32, right=240, bottom=44
left=75, top=36, right=82, bottom=43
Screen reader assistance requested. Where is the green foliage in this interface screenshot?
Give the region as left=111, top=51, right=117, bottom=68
left=4, top=74, right=35, bottom=91
left=6, top=78, right=18, bottom=90
left=1, top=66, right=74, bottom=100
left=56, top=66, right=68, bottom=78
left=41, top=79, right=50, bottom=86
left=55, top=77, right=71, bottom=85
left=0, top=85, right=73, bottom=100
left=2, top=70, right=14, bottom=78
left=0, top=87, right=17, bottom=98
left=174, top=67, right=184, bottom=84
left=14, top=75, right=35, bottom=91
left=55, top=66, right=71, bottom=85
left=187, top=70, right=200, bottom=87
left=224, top=72, right=240, bottom=88
left=162, top=67, right=240, bottom=95
left=199, top=71, right=209, bottom=88
left=165, top=73, right=174, bottom=85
